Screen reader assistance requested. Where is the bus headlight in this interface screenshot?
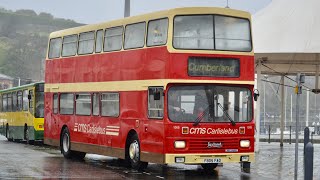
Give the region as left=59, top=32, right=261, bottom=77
left=174, top=141, right=186, bottom=149
left=240, top=140, right=250, bottom=148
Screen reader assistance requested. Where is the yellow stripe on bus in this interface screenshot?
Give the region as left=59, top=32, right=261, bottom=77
left=45, top=79, right=255, bottom=93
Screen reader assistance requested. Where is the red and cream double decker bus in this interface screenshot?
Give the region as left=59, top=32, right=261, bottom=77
left=44, top=7, right=254, bottom=172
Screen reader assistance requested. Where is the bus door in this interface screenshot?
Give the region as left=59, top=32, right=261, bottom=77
left=142, top=87, right=164, bottom=157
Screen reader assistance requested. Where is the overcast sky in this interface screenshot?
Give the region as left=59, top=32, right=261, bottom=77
left=0, top=0, right=271, bottom=24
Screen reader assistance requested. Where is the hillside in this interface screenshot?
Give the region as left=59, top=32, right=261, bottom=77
left=0, top=8, right=84, bottom=83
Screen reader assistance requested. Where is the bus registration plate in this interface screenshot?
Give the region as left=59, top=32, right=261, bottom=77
left=203, top=158, right=221, bottom=163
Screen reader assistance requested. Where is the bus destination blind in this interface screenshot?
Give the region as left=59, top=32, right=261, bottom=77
left=188, top=57, right=240, bottom=77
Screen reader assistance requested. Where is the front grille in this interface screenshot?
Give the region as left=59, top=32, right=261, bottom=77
left=188, top=138, right=239, bottom=152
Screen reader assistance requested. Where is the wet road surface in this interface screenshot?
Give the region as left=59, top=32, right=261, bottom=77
left=0, top=135, right=319, bottom=179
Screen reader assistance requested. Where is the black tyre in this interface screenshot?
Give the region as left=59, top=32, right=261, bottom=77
left=74, top=151, right=86, bottom=159
left=60, top=128, right=86, bottom=160
left=24, top=124, right=29, bottom=144
left=126, top=134, right=148, bottom=170
left=5, top=124, right=10, bottom=141
left=61, top=128, right=73, bottom=159
left=201, top=163, right=218, bottom=172
left=241, top=162, right=251, bottom=173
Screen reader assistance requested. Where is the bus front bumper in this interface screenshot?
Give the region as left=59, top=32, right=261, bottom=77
left=165, top=152, right=254, bottom=164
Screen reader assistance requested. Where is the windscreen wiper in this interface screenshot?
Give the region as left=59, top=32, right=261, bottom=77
left=193, top=105, right=210, bottom=126
left=217, top=103, right=236, bottom=126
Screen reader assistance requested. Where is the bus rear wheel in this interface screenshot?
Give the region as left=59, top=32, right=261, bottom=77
left=126, top=134, right=148, bottom=170
left=6, top=124, right=10, bottom=140
left=61, top=128, right=73, bottom=159
left=24, top=124, right=29, bottom=144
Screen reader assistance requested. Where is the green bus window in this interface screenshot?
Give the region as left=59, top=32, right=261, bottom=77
left=17, top=91, right=22, bottom=111
left=2, top=94, right=7, bottom=112
left=12, top=92, right=17, bottom=112
left=35, top=92, right=44, bottom=118
left=29, top=90, right=34, bottom=115
left=7, top=93, right=12, bottom=112
left=23, top=90, right=28, bottom=111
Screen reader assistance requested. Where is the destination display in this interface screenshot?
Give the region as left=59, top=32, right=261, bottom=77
left=188, top=57, right=240, bottom=77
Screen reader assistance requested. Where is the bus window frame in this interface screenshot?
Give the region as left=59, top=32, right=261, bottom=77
left=124, top=21, right=146, bottom=50
left=146, top=18, right=169, bottom=47
left=100, top=92, right=120, bottom=117
left=12, top=91, right=17, bottom=112
left=78, top=31, right=95, bottom=55
left=92, top=92, right=100, bottom=116
left=22, top=89, right=28, bottom=111
left=104, top=26, right=124, bottom=52
left=75, top=92, right=92, bottom=116
left=17, top=91, right=22, bottom=111
left=59, top=93, right=75, bottom=115
left=95, top=29, right=104, bottom=53
left=62, top=34, right=78, bottom=57
left=48, top=37, right=62, bottom=59
left=147, top=87, right=164, bottom=120
left=172, top=14, right=253, bottom=52
left=53, top=93, right=58, bottom=114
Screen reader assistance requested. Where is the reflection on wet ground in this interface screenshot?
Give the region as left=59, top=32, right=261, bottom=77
left=0, top=135, right=319, bottom=179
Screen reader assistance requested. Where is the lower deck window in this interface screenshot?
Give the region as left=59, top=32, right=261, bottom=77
left=60, top=93, right=74, bottom=115
left=101, top=93, right=119, bottom=117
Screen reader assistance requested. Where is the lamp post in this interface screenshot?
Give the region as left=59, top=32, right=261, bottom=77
left=264, top=75, right=268, bottom=132
left=124, top=0, right=130, bottom=17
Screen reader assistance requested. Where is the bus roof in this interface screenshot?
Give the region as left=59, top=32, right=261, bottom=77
left=0, top=82, right=44, bottom=93
left=49, top=7, right=251, bottom=39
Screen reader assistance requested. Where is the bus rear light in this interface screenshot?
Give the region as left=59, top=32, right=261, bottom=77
left=39, top=125, right=43, bottom=129
left=174, top=141, right=186, bottom=149
left=240, top=140, right=250, bottom=148
left=175, top=157, right=185, bottom=163
left=239, top=127, right=245, bottom=134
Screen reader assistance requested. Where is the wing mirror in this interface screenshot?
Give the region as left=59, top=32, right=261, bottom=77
left=253, top=89, right=260, bottom=101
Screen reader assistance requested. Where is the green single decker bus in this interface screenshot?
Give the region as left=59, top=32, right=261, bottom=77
left=0, top=82, right=44, bottom=143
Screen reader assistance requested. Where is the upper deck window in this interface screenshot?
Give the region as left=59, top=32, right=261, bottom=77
left=62, top=34, right=78, bottom=57
left=95, top=30, right=103, bottom=53
left=147, top=18, right=168, bottom=47
left=173, top=15, right=251, bottom=52
left=78, top=31, right=94, bottom=55
left=104, top=26, right=123, bottom=52
left=48, top=38, right=62, bottom=59
left=124, top=22, right=145, bottom=49
left=215, top=15, right=251, bottom=51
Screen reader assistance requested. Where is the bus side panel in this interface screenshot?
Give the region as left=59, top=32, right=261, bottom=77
left=44, top=92, right=60, bottom=146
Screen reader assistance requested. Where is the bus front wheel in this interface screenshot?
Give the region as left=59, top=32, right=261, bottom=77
left=126, top=134, right=148, bottom=170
